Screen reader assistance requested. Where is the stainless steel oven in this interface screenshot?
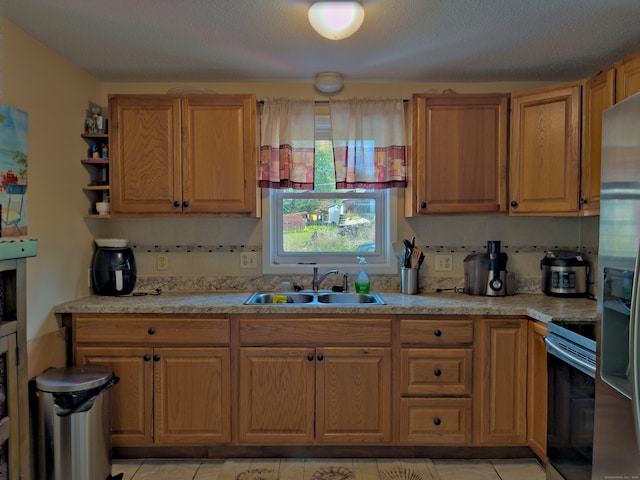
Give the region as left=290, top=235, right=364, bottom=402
left=544, top=320, right=596, bottom=480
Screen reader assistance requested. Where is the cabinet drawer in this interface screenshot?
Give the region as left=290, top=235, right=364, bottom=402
left=400, top=397, right=472, bottom=445
left=399, top=319, right=473, bottom=345
left=400, top=348, right=473, bottom=395
left=239, top=318, right=392, bottom=345
left=74, top=315, right=230, bottom=345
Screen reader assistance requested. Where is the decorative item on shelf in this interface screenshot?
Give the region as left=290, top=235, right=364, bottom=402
left=101, top=143, right=109, bottom=158
left=308, top=0, right=364, bottom=40
left=95, top=202, right=110, bottom=216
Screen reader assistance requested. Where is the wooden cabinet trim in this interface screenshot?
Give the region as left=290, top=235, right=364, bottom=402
left=239, top=318, right=392, bottom=345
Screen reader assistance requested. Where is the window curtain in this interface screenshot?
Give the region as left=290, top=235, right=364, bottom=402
left=329, top=98, right=407, bottom=189
left=259, top=99, right=316, bottom=189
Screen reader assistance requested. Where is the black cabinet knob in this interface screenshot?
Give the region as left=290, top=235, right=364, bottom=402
left=307, top=354, right=314, bottom=361
left=434, top=329, right=442, bottom=337
left=420, top=201, right=427, bottom=209
left=173, top=200, right=181, bottom=207
left=317, top=353, right=324, bottom=361
left=510, top=200, right=518, bottom=208
left=434, top=368, right=442, bottom=377
left=148, top=327, right=155, bottom=335
left=183, top=201, right=189, bottom=208
left=434, top=417, right=441, bottom=426
left=144, top=354, right=151, bottom=361
left=153, top=354, right=160, bottom=362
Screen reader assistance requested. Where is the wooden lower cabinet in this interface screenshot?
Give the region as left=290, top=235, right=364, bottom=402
left=238, top=346, right=392, bottom=445
left=70, top=313, right=539, bottom=451
left=527, top=320, right=548, bottom=460
left=473, top=318, right=528, bottom=445
left=73, top=315, right=231, bottom=447
left=398, top=318, right=474, bottom=445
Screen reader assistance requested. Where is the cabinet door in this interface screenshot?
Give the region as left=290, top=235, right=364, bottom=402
left=473, top=318, right=527, bottom=445
left=182, top=95, right=257, bottom=215
left=154, top=347, right=231, bottom=445
left=527, top=321, right=548, bottom=461
left=615, top=51, right=640, bottom=102
left=109, top=95, right=182, bottom=214
left=238, top=347, right=315, bottom=444
left=316, top=347, right=392, bottom=444
left=510, top=83, right=581, bottom=215
left=581, top=68, right=615, bottom=216
left=410, top=94, right=508, bottom=215
left=75, top=346, right=154, bottom=446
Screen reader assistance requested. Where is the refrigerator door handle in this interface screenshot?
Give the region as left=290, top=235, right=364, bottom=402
left=630, top=242, right=640, bottom=455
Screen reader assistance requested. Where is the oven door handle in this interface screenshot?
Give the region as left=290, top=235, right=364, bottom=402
left=630, top=242, right=640, bottom=455
left=544, top=335, right=596, bottom=378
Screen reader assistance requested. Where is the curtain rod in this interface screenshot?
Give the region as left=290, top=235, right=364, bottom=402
left=258, top=99, right=409, bottom=105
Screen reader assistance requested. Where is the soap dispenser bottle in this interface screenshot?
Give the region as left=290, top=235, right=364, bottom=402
left=355, top=256, right=370, bottom=293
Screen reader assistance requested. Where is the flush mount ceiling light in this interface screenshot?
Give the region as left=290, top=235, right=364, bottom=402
left=314, top=72, right=344, bottom=93
left=308, top=1, right=365, bottom=40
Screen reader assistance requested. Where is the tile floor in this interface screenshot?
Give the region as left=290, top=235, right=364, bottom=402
left=113, top=457, right=546, bottom=480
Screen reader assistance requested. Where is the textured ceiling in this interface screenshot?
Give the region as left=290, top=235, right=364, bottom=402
left=2, top=0, right=640, bottom=83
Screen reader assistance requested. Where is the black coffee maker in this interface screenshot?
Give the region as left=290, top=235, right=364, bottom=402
left=91, top=239, right=137, bottom=296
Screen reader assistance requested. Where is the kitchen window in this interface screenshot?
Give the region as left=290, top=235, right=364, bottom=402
left=263, top=115, right=397, bottom=274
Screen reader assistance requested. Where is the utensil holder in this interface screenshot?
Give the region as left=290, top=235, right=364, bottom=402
left=401, top=267, right=418, bottom=294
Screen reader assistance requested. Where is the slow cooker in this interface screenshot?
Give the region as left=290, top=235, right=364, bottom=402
left=540, top=250, right=589, bottom=297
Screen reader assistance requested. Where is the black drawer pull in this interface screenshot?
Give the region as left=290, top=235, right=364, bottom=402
left=317, top=353, right=324, bottom=361
left=307, top=354, right=314, bottom=361
left=148, top=327, right=155, bottom=335
left=434, top=329, right=442, bottom=337
left=143, top=354, right=151, bottom=361
left=183, top=201, right=190, bottom=208
left=173, top=200, right=181, bottom=207
left=153, top=354, right=160, bottom=362
left=434, top=417, right=441, bottom=426
left=434, top=368, right=442, bottom=377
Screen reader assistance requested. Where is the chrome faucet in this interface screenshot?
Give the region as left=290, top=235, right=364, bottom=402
left=312, top=267, right=339, bottom=292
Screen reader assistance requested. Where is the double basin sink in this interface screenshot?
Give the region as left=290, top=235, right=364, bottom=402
left=244, top=291, right=386, bottom=306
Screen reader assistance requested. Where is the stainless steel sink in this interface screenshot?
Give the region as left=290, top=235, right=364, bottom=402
left=244, top=291, right=385, bottom=306
left=244, top=292, right=315, bottom=304
left=316, top=293, right=385, bottom=304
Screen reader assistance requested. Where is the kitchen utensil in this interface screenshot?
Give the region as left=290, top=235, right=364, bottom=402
left=411, top=246, right=423, bottom=269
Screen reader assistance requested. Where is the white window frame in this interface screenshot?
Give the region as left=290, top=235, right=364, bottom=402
left=261, top=112, right=398, bottom=275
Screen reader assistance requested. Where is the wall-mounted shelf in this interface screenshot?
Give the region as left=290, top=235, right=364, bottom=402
left=81, top=134, right=110, bottom=218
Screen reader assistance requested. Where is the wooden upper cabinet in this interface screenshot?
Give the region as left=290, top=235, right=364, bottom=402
left=407, top=94, right=509, bottom=215
left=110, top=95, right=181, bottom=214
left=109, top=94, right=258, bottom=216
left=581, top=68, right=615, bottom=216
left=509, top=82, right=582, bottom=215
left=615, top=50, right=640, bottom=102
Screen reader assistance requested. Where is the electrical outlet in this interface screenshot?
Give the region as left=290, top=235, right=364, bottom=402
left=240, top=251, right=257, bottom=269
left=157, top=253, right=169, bottom=271
left=435, top=254, right=453, bottom=271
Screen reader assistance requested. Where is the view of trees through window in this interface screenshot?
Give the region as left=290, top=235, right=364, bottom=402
left=281, top=140, right=377, bottom=254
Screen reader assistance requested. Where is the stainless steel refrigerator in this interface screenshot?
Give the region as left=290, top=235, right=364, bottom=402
left=592, top=92, right=640, bottom=478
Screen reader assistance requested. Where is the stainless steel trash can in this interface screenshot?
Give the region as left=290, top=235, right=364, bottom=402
left=36, top=365, right=118, bottom=480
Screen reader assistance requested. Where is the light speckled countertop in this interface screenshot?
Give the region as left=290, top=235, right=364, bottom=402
left=54, top=291, right=597, bottom=324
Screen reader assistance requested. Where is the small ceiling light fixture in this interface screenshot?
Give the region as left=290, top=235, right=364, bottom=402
left=314, top=72, right=344, bottom=93
left=308, top=1, right=365, bottom=40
